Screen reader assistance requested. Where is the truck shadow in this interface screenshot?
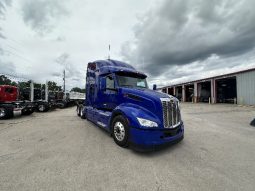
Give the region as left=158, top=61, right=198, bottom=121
left=130, top=139, right=185, bottom=157
left=83, top=119, right=185, bottom=156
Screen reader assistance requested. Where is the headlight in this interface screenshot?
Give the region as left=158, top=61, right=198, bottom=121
left=137, top=117, right=158, bottom=127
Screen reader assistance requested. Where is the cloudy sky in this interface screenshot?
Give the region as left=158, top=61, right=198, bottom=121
left=1, top=0, right=255, bottom=89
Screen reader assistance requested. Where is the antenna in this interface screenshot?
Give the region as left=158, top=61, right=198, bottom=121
left=108, top=44, right=111, bottom=60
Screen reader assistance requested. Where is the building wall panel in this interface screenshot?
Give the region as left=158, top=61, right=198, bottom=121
left=237, top=71, right=255, bottom=105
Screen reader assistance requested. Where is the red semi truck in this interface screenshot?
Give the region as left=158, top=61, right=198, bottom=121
left=0, top=85, right=35, bottom=119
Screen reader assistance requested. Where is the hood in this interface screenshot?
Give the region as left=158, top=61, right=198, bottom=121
left=121, top=87, right=176, bottom=100
left=120, top=87, right=177, bottom=115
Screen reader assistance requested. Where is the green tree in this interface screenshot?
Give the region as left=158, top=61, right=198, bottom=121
left=0, top=75, right=18, bottom=86
left=0, top=76, right=61, bottom=92
left=0, top=75, right=12, bottom=85
left=18, top=81, right=30, bottom=89
left=71, top=87, right=86, bottom=93
left=47, top=81, right=62, bottom=91
left=34, top=83, right=45, bottom=89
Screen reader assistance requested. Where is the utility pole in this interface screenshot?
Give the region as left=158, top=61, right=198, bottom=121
left=41, top=84, right=43, bottom=99
left=30, top=80, right=34, bottom=102
left=108, top=44, right=111, bottom=60
left=63, top=70, right=66, bottom=93
left=45, top=81, right=48, bottom=102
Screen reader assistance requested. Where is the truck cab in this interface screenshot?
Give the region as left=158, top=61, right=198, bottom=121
left=0, top=85, right=18, bottom=102
left=0, top=85, right=35, bottom=119
left=80, top=59, right=184, bottom=151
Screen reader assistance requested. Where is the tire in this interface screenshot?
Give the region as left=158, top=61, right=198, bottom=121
left=37, top=103, right=48, bottom=112
left=58, top=101, right=67, bottom=109
left=111, top=115, right=129, bottom=147
left=0, top=106, right=13, bottom=119
left=0, top=107, right=7, bottom=119
left=80, top=107, right=86, bottom=119
left=77, top=106, right=81, bottom=116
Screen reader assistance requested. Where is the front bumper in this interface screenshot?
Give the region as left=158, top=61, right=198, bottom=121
left=129, top=123, right=184, bottom=151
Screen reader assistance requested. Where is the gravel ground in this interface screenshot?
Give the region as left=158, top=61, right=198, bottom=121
left=0, top=104, right=255, bottom=191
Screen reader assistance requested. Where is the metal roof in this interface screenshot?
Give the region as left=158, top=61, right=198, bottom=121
left=160, top=67, right=255, bottom=89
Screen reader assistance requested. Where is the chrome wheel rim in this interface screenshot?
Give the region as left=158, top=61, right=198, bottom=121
left=114, top=121, right=125, bottom=142
left=0, top=108, right=6, bottom=117
left=38, top=105, right=45, bottom=112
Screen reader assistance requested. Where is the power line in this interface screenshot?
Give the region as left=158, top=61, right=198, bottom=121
left=0, top=38, right=25, bottom=52
left=0, top=73, right=30, bottom=82
left=1, top=37, right=37, bottom=65
left=4, top=37, right=27, bottom=50
left=5, top=44, right=24, bottom=54
left=3, top=49, right=36, bottom=66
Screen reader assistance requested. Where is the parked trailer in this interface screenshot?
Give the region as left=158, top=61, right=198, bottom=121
left=23, top=89, right=86, bottom=110
left=20, top=87, right=57, bottom=112
left=77, top=59, right=184, bottom=151
left=50, top=91, right=86, bottom=109
left=0, top=85, right=35, bottom=119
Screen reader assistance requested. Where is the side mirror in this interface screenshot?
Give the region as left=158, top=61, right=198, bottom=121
left=100, top=77, right=106, bottom=91
left=153, top=84, right=157, bottom=90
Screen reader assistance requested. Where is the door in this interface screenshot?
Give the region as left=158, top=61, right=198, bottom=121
left=101, top=75, right=118, bottom=110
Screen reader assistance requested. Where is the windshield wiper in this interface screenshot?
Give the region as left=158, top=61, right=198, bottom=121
left=121, top=85, right=134, bottom=88
left=137, top=86, right=147, bottom=88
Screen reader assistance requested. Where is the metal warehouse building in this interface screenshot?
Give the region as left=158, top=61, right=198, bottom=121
left=160, top=68, right=255, bottom=106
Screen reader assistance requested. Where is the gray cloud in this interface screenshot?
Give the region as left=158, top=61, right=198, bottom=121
left=51, top=72, right=62, bottom=77
left=55, top=36, right=65, bottom=42
left=0, top=47, right=4, bottom=55
left=150, top=49, right=255, bottom=87
left=0, top=60, right=16, bottom=75
left=55, top=53, right=69, bottom=66
left=55, top=53, right=83, bottom=80
left=122, top=0, right=255, bottom=76
left=0, top=28, right=5, bottom=39
left=21, top=0, right=68, bottom=34
left=0, top=0, right=11, bottom=38
left=0, top=0, right=11, bottom=17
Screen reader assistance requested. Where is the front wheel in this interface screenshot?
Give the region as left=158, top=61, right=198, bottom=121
left=112, top=115, right=129, bottom=147
left=80, top=107, right=86, bottom=119
left=0, top=106, right=13, bottom=119
left=0, top=107, right=7, bottom=119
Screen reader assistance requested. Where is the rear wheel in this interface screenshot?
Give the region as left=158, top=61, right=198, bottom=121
left=37, top=103, right=48, bottom=112
left=58, top=101, right=67, bottom=109
left=112, top=115, right=129, bottom=147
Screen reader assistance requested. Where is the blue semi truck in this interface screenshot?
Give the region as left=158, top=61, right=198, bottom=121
left=77, top=59, right=184, bottom=151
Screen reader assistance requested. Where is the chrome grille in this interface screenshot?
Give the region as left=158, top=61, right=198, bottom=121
left=161, top=99, right=181, bottom=128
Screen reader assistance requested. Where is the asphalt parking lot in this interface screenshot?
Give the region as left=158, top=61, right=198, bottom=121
left=0, top=104, right=255, bottom=191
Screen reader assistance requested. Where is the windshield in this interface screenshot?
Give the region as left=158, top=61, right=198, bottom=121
left=116, top=74, right=148, bottom=89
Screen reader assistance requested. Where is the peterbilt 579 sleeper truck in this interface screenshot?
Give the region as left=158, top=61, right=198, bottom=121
left=77, top=59, right=184, bottom=151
